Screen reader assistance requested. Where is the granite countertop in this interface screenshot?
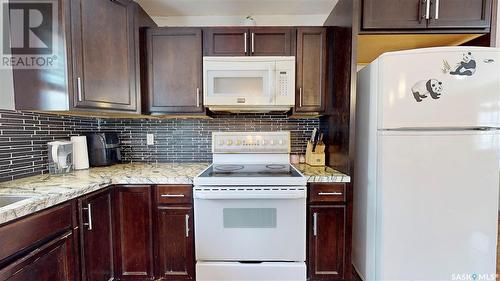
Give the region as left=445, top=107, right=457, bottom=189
left=294, top=164, right=351, bottom=183
left=0, top=162, right=350, bottom=225
left=0, top=163, right=209, bottom=225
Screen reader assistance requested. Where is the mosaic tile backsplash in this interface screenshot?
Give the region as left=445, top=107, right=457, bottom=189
left=0, top=110, right=319, bottom=182
left=0, top=110, right=99, bottom=182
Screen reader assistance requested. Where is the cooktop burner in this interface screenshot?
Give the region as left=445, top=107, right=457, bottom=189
left=214, top=164, right=245, bottom=172
left=266, top=164, right=287, bottom=170
left=199, top=164, right=303, bottom=178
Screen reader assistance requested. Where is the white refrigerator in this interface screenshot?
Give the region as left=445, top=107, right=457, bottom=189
left=354, top=47, right=500, bottom=280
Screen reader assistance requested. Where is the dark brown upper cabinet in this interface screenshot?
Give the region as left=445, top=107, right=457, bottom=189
left=114, top=185, right=153, bottom=280
left=12, top=0, right=142, bottom=113
left=78, top=188, right=115, bottom=281
left=295, top=27, right=327, bottom=114
left=145, top=28, right=204, bottom=114
left=204, top=27, right=249, bottom=56
left=71, top=0, right=139, bottom=112
left=362, top=0, right=493, bottom=31
left=363, top=0, right=428, bottom=29
left=204, top=27, right=294, bottom=56
left=427, top=0, right=493, bottom=29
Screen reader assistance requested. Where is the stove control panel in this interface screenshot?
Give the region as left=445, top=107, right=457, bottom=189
left=212, top=132, right=291, bottom=153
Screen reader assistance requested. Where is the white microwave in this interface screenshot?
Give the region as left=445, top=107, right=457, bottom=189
left=203, top=56, right=295, bottom=113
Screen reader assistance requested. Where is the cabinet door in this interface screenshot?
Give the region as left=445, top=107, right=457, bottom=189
left=427, top=0, right=492, bottom=29
left=0, top=232, right=75, bottom=281
left=147, top=28, right=203, bottom=113
left=203, top=28, right=249, bottom=56
left=155, top=206, right=195, bottom=280
left=71, top=0, right=139, bottom=112
left=363, top=0, right=427, bottom=29
left=296, top=27, right=327, bottom=113
left=79, top=188, right=115, bottom=281
left=114, top=186, right=153, bottom=280
left=308, top=206, right=346, bottom=281
left=249, top=27, right=294, bottom=56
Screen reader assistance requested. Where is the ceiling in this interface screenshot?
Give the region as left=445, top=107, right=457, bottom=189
left=136, top=0, right=338, bottom=19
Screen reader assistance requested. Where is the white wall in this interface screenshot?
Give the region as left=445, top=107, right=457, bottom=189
left=497, top=3, right=500, bottom=46
left=153, top=14, right=328, bottom=27
left=0, top=4, right=14, bottom=110
left=0, top=69, right=15, bottom=110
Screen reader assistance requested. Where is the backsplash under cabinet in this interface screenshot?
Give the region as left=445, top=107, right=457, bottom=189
left=0, top=110, right=319, bottom=182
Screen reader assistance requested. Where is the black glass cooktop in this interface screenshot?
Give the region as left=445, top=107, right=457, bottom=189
left=198, top=164, right=303, bottom=178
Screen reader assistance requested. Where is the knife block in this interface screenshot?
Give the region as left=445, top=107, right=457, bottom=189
left=305, top=141, right=325, bottom=166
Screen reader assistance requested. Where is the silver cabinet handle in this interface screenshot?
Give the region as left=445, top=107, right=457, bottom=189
left=318, top=192, right=342, bottom=196
left=313, top=212, right=318, bottom=236
left=434, top=0, right=440, bottom=19
left=425, top=0, right=431, bottom=19
left=251, top=32, right=255, bottom=54
left=185, top=214, right=190, bottom=237
left=83, top=203, right=92, bottom=230
left=161, top=194, right=185, bottom=198
left=244, top=32, right=247, bottom=54
left=196, top=88, right=200, bottom=107
left=77, top=77, right=82, bottom=102
left=299, top=88, right=303, bottom=107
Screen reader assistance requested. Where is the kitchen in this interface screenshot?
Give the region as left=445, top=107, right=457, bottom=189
left=0, top=0, right=498, bottom=281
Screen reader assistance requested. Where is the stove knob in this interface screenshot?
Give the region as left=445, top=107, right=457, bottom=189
left=279, top=140, right=284, bottom=145
left=227, top=140, right=233, bottom=145
left=262, top=140, right=267, bottom=145
left=270, top=140, right=275, bottom=145
left=236, top=140, right=242, bottom=145
left=218, top=140, right=224, bottom=145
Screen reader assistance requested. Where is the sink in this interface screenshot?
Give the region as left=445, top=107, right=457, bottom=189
left=0, top=195, right=33, bottom=208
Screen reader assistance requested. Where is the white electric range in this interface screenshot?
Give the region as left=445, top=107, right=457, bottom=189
left=193, top=131, right=307, bottom=281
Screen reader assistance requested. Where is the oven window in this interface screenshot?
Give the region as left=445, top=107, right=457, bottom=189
left=223, top=208, right=277, bottom=228
left=214, top=77, right=263, bottom=96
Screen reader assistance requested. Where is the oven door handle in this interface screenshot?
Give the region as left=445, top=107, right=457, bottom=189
left=194, top=191, right=306, bottom=200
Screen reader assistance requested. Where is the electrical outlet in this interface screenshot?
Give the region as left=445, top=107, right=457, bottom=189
left=146, top=134, right=154, bottom=145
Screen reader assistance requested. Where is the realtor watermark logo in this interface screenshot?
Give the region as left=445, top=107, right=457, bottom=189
left=452, top=273, right=496, bottom=281
left=0, top=0, right=58, bottom=69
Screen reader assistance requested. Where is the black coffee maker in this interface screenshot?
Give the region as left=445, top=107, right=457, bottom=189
left=86, top=132, right=121, bottom=167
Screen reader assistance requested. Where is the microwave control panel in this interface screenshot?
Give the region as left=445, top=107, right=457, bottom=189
left=279, top=71, right=288, bottom=96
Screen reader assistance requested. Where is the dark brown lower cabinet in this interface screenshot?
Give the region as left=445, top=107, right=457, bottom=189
left=308, top=183, right=352, bottom=281
left=114, top=185, right=154, bottom=280
left=155, top=206, right=195, bottom=280
left=0, top=231, right=75, bottom=281
left=309, top=206, right=346, bottom=280
left=79, top=187, right=115, bottom=281
left=154, top=185, right=195, bottom=280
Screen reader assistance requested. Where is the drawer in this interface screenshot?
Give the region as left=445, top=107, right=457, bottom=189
left=0, top=202, right=73, bottom=263
left=309, top=183, right=346, bottom=203
left=156, top=185, right=192, bottom=204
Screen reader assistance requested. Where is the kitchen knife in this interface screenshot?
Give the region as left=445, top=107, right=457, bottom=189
left=310, top=128, right=317, bottom=143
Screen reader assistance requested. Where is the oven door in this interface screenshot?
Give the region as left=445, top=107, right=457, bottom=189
left=194, top=188, right=306, bottom=262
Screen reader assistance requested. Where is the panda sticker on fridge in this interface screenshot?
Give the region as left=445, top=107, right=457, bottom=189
left=410, top=51, right=483, bottom=103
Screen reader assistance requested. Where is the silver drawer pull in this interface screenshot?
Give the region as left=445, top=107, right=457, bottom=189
left=161, top=194, right=185, bottom=198
left=185, top=214, right=190, bottom=237
left=83, top=203, right=92, bottom=230
left=313, top=212, right=318, bottom=236
left=318, top=192, right=342, bottom=196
